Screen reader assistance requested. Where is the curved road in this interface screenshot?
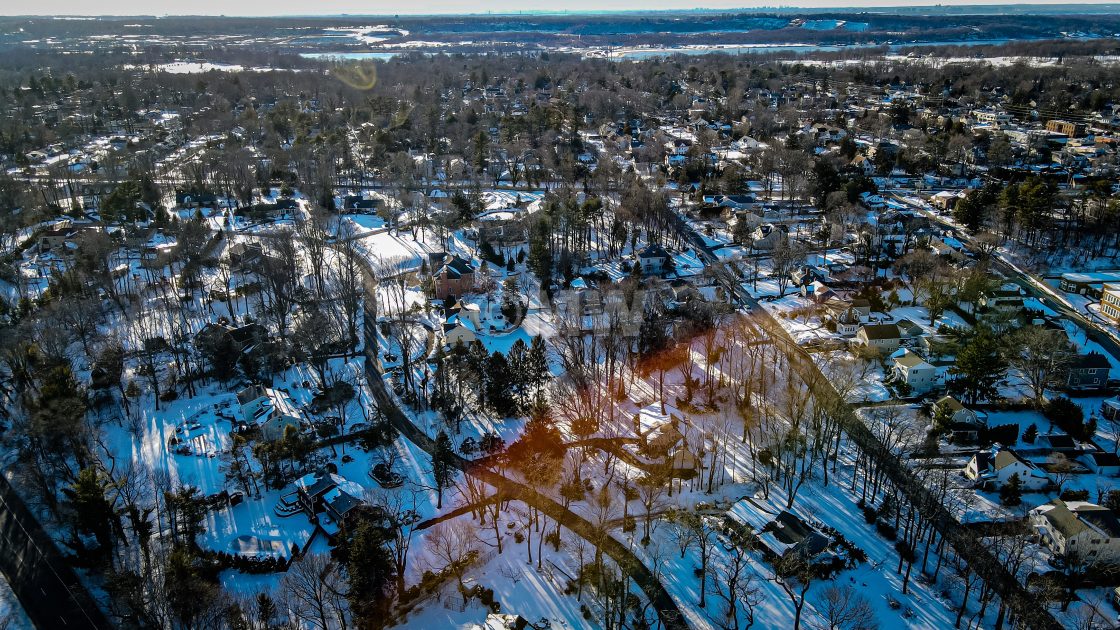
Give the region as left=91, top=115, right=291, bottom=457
left=344, top=243, right=691, bottom=630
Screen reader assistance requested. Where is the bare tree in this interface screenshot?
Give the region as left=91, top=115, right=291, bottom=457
left=280, top=553, right=349, bottom=630
left=707, top=537, right=763, bottom=630
left=424, top=518, right=480, bottom=604
left=812, top=584, right=878, bottom=630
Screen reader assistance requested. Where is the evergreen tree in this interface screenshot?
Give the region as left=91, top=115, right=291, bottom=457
left=949, top=328, right=1006, bottom=404
left=1000, top=474, right=1023, bottom=506
left=525, top=335, right=550, bottom=397
left=528, top=217, right=553, bottom=285
left=164, top=548, right=217, bottom=628
left=485, top=351, right=519, bottom=417
left=507, top=338, right=530, bottom=408
left=61, top=467, right=118, bottom=559
left=432, top=431, right=456, bottom=509
left=338, top=515, right=397, bottom=625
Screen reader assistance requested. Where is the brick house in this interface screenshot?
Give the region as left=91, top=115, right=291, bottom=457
left=429, top=253, right=475, bottom=301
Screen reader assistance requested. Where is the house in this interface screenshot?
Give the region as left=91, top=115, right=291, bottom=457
left=808, top=280, right=838, bottom=304
left=1040, top=433, right=1079, bottom=453
left=920, top=334, right=957, bottom=364
left=228, top=242, right=263, bottom=271
left=935, top=395, right=983, bottom=425
left=790, top=265, right=827, bottom=291
left=635, top=404, right=686, bottom=453
left=835, top=308, right=861, bottom=337
left=1059, top=272, right=1120, bottom=298
left=636, top=243, right=670, bottom=275
left=429, top=253, right=476, bottom=301
left=849, top=298, right=872, bottom=320
left=965, top=445, right=1050, bottom=490
left=342, top=195, right=382, bottom=212
left=894, top=319, right=924, bottom=340
left=81, top=183, right=117, bottom=211
left=751, top=224, right=786, bottom=250
left=929, top=190, right=962, bottom=212
left=175, top=190, right=219, bottom=208
left=443, top=315, right=478, bottom=347
left=38, top=226, right=80, bottom=253
left=1101, top=283, right=1120, bottom=324
left=1080, top=451, right=1120, bottom=476
left=292, top=472, right=370, bottom=536
left=236, top=385, right=304, bottom=440
left=853, top=324, right=902, bottom=354
left=1066, top=352, right=1110, bottom=392
left=195, top=322, right=265, bottom=354
left=1030, top=499, right=1120, bottom=565
left=1102, top=397, right=1120, bottom=422
left=891, top=350, right=938, bottom=394
left=446, top=300, right=482, bottom=328
left=934, top=395, right=986, bottom=442
left=668, top=447, right=703, bottom=475
left=641, top=421, right=684, bottom=457
left=859, top=191, right=887, bottom=210
left=761, top=511, right=830, bottom=559
left=980, top=288, right=1025, bottom=315
left=851, top=154, right=875, bottom=176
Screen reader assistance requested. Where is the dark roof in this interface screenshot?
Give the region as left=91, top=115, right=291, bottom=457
left=1072, top=352, right=1110, bottom=371
left=972, top=451, right=992, bottom=471
left=638, top=243, right=670, bottom=259
left=1042, top=434, right=1076, bottom=450
left=430, top=252, right=475, bottom=277
left=1088, top=451, right=1120, bottom=467
left=175, top=190, right=218, bottom=205
left=302, top=476, right=338, bottom=499
left=228, top=323, right=264, bottom=347
left=1079, top=509, right=1120, bottom=538
left=770, top=511, right=814, bottom=545
left=327, top=491, right=364, bottom=518
left=860, top=324, right=900, bottom=340
left=344, top=195, right=381, bottom=210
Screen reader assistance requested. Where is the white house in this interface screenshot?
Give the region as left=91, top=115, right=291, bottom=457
left=934, top=395, right=983, bottom=426
left=965, top=445, right=1050, bottom=490
left=443, top=315, right=478, bottom=347
left=891, top=349, right=939, bottom=394
left=236, top=385, right=303, bottom=440
left=852, top=324, right=902, bottom=354
left=1030, top=499, right=1120, bottom=566
left=835, top=308, right=861, bottom=337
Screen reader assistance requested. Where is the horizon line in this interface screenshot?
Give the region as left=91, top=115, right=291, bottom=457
left=7, top=2, right=1120, bottom=18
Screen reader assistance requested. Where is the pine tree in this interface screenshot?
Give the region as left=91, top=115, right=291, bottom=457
left=340, top=516, right=397, bottom=624
left=528, top=217, right=553, bottom=285
left=485, top=351, right=519, bottom=417
left=62, top=467, right=117, bottom=558
left=432, top=431, right=456, bottom=509
left=1000, top=474, right=1023, bottom=506
left=526, top=335, right=550, bottom=397
left=949, top=328, right=1005, bottom=404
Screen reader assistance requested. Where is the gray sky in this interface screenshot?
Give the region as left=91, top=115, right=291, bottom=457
left=4, top=0, right=1118, bottom=17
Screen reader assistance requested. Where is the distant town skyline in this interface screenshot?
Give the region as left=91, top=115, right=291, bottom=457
left=5, top=0, right=1120, bottom=17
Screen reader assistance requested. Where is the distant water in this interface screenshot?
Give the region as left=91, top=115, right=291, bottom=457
left=297, top=37, right=1055, bottom=61
left=300, top=51, right=399, bottom=60
left=609, top=39, right=1016, bottom=59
